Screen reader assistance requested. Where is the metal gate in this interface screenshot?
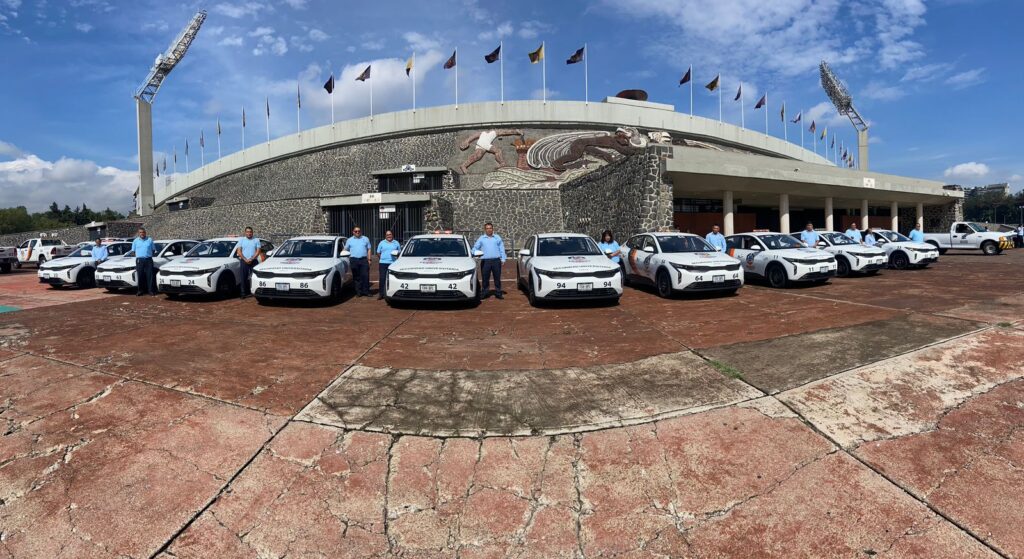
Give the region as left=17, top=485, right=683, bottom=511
left=326, top=203, right=426, bottom=244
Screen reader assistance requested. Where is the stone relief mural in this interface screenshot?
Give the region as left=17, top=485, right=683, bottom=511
left=453, top=127, right=669, bottom=190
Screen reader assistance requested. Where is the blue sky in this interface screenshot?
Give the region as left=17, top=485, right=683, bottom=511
left=0, top=0, right=1021, bottom=211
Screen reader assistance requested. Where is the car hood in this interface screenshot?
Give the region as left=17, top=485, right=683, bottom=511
left=770, top=248, right=834, bottom=260
left=530, top=254, right=619, bottom=271
left=161, top=257, right=235, bottom=272
left=389, top=256, right=476, bottom=273
left=660, top=252, right=740, bottom=266
left=256, top=257, right=338, bottom=272
left=96, top=255, right=136, bottom=270
left=886, top=241, right=938, bottom=251
left=40, top=256, right=93, bottom=269
left=826, top=245, right=886, bottom=256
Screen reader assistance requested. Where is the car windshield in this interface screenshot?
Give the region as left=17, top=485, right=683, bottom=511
left=273, top=239, right=335, bottom=258
left=966, top=222, right=988, bottom=232
left=821, top=233, right=856, bottom=246
left=186, top=240, right=238, bottom=258
left=41, top=240, right=63, bottom=246
left=68, top=247, right=92, bottom=258
left=876, top=230, right=910, bottom=242
left=402, top=238, right=468, bottom=257
left=152, top=243, right=167, bottom=254
left=657, top=235, right=716, bottom=253
left=537, top=236, right=601, bottom=257
left=758, top=234, right=804, bottom=249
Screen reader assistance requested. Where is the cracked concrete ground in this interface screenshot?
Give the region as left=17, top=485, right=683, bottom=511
left=0, top=251, right=1023, bottom=558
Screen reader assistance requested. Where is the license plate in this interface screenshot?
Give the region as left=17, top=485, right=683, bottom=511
left=420, top=284, right=436, bottom=293
left=42, top=272, right=50, bottom=278
left=819, top=266, right=829, bottom=273
left=712, top=275, right=725, bottom=283
left=577, top=283, right=593, bottom=292
left=103, top=275, right=112, bottom=282
left=275, top=282, right=290, bottom=291
left=170, top=279, right=181, bottom=287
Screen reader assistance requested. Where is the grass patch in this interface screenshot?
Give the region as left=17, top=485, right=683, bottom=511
left=708, top=360, right=744, bottom=380
left=996, top=322, right=1013, bottom=328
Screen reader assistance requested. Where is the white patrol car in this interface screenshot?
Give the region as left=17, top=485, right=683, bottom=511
left=805, top=231, right=888, bottom=277
left=516, top=233, right=622, bottom=305
left=384, top=234, right=481, bottom=305
left=725, top=232, right=837, bottom=288
left=37, top=242, right=133, bottom=288
left=871, top=229, right=940, bottom=269
left=252, top=236, right=353, bottom=302
left=621, top=232, right=743, bottom=298
left=157, top=237, right=274, bottom=297
left=95, top=239, right=200, bottom=291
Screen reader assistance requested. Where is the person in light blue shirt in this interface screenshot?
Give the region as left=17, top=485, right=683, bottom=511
left=799, top=223, right=820, bottom=247
left=375, top=230, right=401, bottom=300
left=90, top=239, right=108, bottom=262
left=473, top=222, right=506, bottom=299
left=908, top=223, right=925, bottom=243
left=131, top=228, right=156, bottom=296
left=344, top=227, right=373, bottom=296
left=597, top=230, right=622, bottom=263
left=864, top=228, right=878, bottom=247
left=844, top=223, right=863, bottom=243
left=705, top=225, right=727, bottom=252
left=234, top=227, right=262, bottom=299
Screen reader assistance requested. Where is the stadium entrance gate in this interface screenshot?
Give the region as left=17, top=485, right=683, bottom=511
left=326, top=202, right=426, bottom=245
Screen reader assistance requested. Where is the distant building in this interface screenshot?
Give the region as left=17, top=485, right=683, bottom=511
left=965, top=183, right=1010, bottom=198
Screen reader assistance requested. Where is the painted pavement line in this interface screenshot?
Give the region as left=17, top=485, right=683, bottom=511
left=147, top=308, right=420, bottom=558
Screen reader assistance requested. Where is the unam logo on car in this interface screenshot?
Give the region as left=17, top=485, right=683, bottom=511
left=745, top=253, right=756, bottom=268
left=284, top=258, right=302, bottom=264
left=568, top=256, right=588, bottom=262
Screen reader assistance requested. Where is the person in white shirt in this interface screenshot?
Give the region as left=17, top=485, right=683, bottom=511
left=457, top=129, right=523, bottom=174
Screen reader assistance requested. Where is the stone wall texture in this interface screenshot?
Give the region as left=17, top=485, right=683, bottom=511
left=0, top=226, right=89, bottom=247
left=139, top=198, right=325, bottom=245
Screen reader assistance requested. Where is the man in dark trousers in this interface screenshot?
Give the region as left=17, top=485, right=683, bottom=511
left=344, top=226, right=372, bottom=297
left=131, top=227, right=156, bottom=296
left=472, top=222, right=506, bottom=299
left=234, top=227, right=262, bottom=299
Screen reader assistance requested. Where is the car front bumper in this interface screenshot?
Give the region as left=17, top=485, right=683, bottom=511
left=790, top=262, right=837, bottom=281
left=157, top=272, right=217, bottom=294
left=534, top=272, right=622, bottom=300
left=38, top=268, right=81, bottom=286
left=907, top=251, right=940, bottom=265
left=386, top=274, right=476, bottom=301
left=97, top=270, right=137, bottom=288
left=674, top=267, right=744, bottom=292
left=848, top=255, right=888, bottom=272
left=254, top=272, right=332, bottom=299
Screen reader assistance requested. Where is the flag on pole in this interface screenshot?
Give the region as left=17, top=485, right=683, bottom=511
left=820, top=126, right=827, bottom=141
left=485, top=45, right=501, bottom=63
left=242, top=107, right=246, bottom=127
left=528, top=43, right=544, bottom=63
left=830, top=136, right=835, bottom=149
left=809, top=120, right=816, bottom=133
left=162, top=157, right=167, bottom=172
left=155, top=164, right=159, bottom=177
left=199, top=131, right=204, bottom=148
left=780, top=103, right=786, bottom=122
left=355, top=65, right=371, bottom=81
left=173, top=148, right=177, bottom=163
left=733, top=85, right=742, bottom=101
left=405, top=55, right=414, bottom=75
left=567, top=45, right=588, bottom=104
left=755, top=94, right=767, bottom=109
left=705, top=75, right=720, bottom=91
left=444, top=50, right=457, bottom=69
left=566, top=47, right=584, bottom=64
left=679, top=66, right=691, bottom=85
left=185, top=139, right=189, bottom=156
left=791, top=112, right=801, bottom=123
left=296, top=83, right=301, bottom=109
left=265, top=98, right=270, bottom=118
left=323, top=75, right=335, bottom=92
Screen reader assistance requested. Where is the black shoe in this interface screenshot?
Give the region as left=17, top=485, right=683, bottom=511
left=496, top=293, right=504, bottom=300
left=136, top=293, right=144, bottom=297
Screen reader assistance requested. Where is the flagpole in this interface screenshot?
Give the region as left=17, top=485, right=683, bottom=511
left=217, top=120, right=222, bottom=159
left=412, top=54, right=417, bottom=112
left=297, top=81, right=301, bottom=135
left=689, top=66, right=693, bottom=116
left=718, top=76, right=722, bottom=122
left=241, top=106, right=246, bottom=151
left=740, top=86, right=744, bottom=129
left=542, top=41, right=547, bottom=104
left=583, top=43, right=589, bottom=105
left=185, top=143, right=190, bottom=173
left=265, top=98, right=270, bottom=144
left=499, top=41, right=504, bottom=105
left=455, top=47, right=459, bottom=109
left=200, top=133, right=205, bottom=167
left=800, top=117, right=803, bottom=150
left=331, top=73, right=336, bottom=126
left=783, top=108, right=788, bottom=141
left=764, top=92, right=769, bottom=136
left=370, top=74, right=374, bottom=120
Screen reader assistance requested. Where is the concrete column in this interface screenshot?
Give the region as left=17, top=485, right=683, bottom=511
left=858, top=129, right=869, bottom=171
left=723, top=190, right=735, bottom=235
left=136, top=98, right=155, bottom=216
left=779, top=193, right=790, bottom=233
left=891, top=201, right=899, bottom=232
left=916, top=202, right=924, bottom=230
left=824, top=197, right=834, bottom=232
left=861, top=199, right=869, bottom=230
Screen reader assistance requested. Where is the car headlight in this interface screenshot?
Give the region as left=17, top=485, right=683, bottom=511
left=783, top=258, right=825, bottom=265
left=198, top=267, right=222, bottom=274
left=438, top=270, right=474, bottom=280
left=534, top=269, right=575, bottom=279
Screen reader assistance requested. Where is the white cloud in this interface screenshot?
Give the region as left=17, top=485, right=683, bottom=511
left=204, top=25, right=224, bottom=36
left=874, top=0, right=927, bottom=69
left=803, top=101, right=847, bottom=128
left=283, top=0, right=307, bottom=8
left=248, top=26, right=274, bottom=37
left=478, top=21, right=513, bottom=42
left=901, top=62, right=952, bottom=82
left=213, top=2, right=270, bottom=18
left=249, top=27, right=287, bottom=56
left=218, top=36, right=243, bottom=47
left=0, top=148, right=136, bottom=212
left=530, top=87, right=558, bottom=101
left=308, top=28, right=328, bottom=41
left=362, top=37, right=385, bottom=51
left=74, top=22, right=92, bottom=32
left=403, top=31, right=439, bottom=52
left=861, top=80, right=906, bottom=101
left=946, top=67, right=985, bottom=89
left=0, top=140, right=24, bottom=159
left=518, top=20, right=552, bottom=40
left=943, top=161, right=990, bottom=181
left=1009, top=174, right=1022, bottom=182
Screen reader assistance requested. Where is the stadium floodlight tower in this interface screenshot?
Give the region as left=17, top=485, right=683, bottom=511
left=819, top=60, right=869, bottom=171
left=133, top=10, right=207, bottom=216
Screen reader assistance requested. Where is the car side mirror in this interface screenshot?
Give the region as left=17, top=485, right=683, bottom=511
left=604, top=250, right=613, bottom=256
left=339, top=250, right=351, bottom=257
left=519, top=249, right=531, bottom=257
left=642, top=246, right=655, bottom=253
left=816, top=241, right=827, bottom=248
left=750, top=245, right=762, bottom=251
left=390, top=250, right=399, bottom=258
left=473, top=250, right=484, bottom=257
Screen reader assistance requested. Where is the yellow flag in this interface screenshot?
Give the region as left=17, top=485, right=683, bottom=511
left=405, top=55, right=414, bottom=76
left=529, top=43, right=544, bottom=64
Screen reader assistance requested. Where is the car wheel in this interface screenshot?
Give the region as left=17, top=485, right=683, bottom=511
left=216, top=274, right=234, bottom=297
left=527, top=277, right=540, bottom=307
left=836, top=256, right=851, bottom=277
left=38, top=256, right=46, bottom=266
left=981, top=241, right=998, bottom=256
left=330, top=274, right=343, bottom=303
left=0, top=262, right=10, bottom=273
left=655, top=269, right=673, bottom=298
left=79, top=269, right=96, bottom=289
left=766, top=264, right=788, bottom=288
left=890, top=251, right=910, bottom=270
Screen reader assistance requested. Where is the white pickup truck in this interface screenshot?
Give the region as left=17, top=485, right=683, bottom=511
left=16, top=237, right=76, bottom=266
left=0, top=246, right=16, bottom=273
left=922, top=222, right=1012, bottom=255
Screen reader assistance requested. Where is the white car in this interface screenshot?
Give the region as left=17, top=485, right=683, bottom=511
left=515, top=233, right=622, bottom=305
left=725, top=232, right=837, bottom=288
left=805, top=231, right=888, bottom=277
left=252, top=236, right=353, bottom=302
left=384, top=234, right=481, bottom=306
left=95, top=239, right=200, bottom=291
left=37, top=242, right=133, bottom=288
left=621, top=232, right=743, bottom=298
left=157, top=237, right=275, bottom=297
left=871, top=229, right=940, bottom=269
